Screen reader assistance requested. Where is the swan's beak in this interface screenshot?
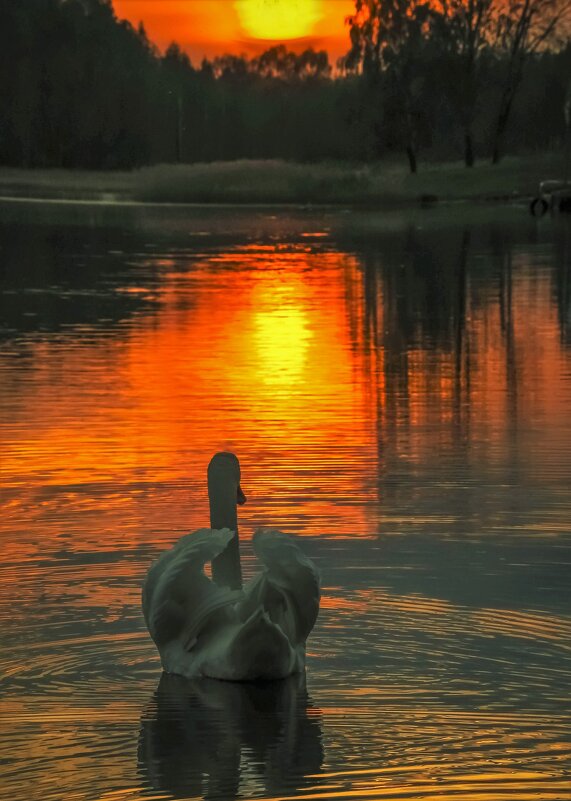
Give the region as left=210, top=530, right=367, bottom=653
left=237, top=484, right=247, bottom=505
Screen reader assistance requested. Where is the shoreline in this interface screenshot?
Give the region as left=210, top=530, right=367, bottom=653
left=0, top=154, right=564, bottom=209
left=0, top=193, right=526, bottom=210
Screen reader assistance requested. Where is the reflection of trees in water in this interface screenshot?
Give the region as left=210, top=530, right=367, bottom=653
left=348, top=221, right=570, bottom=526
left=358, top=227, right=473, bottom=403
left=554, top=222, right=571, bottom=346
left=138, top=672, right=323, bottom=801
left=493, top=228, right=518, bottom=426
left=353, top=226, right=474, bottom=514
left=355, top=219, right=570, bottom=384
left=0, top=223, right=157, bottom=340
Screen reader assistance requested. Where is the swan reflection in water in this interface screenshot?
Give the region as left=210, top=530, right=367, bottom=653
left=138, top=672, right=324, bottom=800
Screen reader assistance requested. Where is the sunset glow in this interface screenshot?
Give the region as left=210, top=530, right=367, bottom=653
left=235, top=0, right=322, bottom=40
left=112, top=0, right=355, bottom=61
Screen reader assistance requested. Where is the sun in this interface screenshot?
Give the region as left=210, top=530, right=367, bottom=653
left=235, top=0, right=322, bottom=40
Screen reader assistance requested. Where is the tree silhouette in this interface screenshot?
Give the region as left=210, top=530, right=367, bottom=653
left=346, top=0, right=435, bottom=173
left=0, top=0, right=568, bottom=169
left=431, top=0, right=496, bottom=166
left=490, top=0, right=571, bottom=163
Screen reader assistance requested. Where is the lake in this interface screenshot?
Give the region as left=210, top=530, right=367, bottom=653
left=0, top=200, right=570, bottom=801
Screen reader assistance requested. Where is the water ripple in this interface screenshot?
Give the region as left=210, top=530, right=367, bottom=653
left=1, top=207, right=570, bottom=801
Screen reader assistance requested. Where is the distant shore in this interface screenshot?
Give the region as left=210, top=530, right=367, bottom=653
left=0, top=154, right=565, bottom=208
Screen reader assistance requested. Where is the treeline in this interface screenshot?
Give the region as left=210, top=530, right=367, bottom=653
left=0, top=0, right=569, bottom=171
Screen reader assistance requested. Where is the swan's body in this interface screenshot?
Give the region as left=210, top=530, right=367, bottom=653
left=142, top=453, right=320, bottom=681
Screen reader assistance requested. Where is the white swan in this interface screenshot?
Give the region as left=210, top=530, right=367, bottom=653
left=142, top=452, right=320, bottom=680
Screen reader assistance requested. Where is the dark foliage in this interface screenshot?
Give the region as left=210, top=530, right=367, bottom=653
left=0, top=0, right=568, bottom=169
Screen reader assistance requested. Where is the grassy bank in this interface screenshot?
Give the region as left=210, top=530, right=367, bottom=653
left=0, top=153, right=565, bottom=206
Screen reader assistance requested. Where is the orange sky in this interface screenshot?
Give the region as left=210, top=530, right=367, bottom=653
left=113, top=0, right=355, bottom=64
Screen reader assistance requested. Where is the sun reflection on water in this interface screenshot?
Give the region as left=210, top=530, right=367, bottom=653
left=254, top=285, right=311, bottom=387
left=0, top=210, right=570, bottom=801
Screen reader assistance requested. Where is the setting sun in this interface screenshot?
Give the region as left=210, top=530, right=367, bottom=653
left=112, top=1, right=355, bottom=62
left=235, top=0, right=322, bottom=39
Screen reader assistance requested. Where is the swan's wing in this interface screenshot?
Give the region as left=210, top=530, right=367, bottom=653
left=252, top=528, right=320, bottom=642
left=142, top=529, right=228, bottom=624
left=142, top=528, right=235, bottom=646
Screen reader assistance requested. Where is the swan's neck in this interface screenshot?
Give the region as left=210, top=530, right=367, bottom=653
left=208, top=478, right=242, bottom=591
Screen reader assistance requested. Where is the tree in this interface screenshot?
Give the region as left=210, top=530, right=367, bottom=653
left=490, top=0, right=571, bottom=163
left=294, top=48, right=331, bottom=80
left=346, top=0, right=434, bottom=173
left=162, top=43, right=195, bottom=162
left=252, top=46, right=330, bottom=81
left=0, top=0, right=569, bottom=169
left=431, top=0, right=495, bottom=166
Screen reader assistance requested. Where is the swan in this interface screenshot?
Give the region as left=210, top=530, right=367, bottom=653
left=142, top=452, right=320, bottom=680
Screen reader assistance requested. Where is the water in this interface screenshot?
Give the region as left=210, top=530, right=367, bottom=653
left=0, top=201, right=570, bottom=801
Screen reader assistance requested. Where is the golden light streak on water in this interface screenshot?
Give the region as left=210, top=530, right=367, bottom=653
left=254, top=285, right=312, bottom=387
left=0, top=207, right=569, bottom=801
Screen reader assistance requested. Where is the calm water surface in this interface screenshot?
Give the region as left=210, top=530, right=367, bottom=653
left=0, top=202, right=570, bottom=801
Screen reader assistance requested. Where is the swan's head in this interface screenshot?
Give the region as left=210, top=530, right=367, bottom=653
left=207, top=452, right=247, bottom=506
